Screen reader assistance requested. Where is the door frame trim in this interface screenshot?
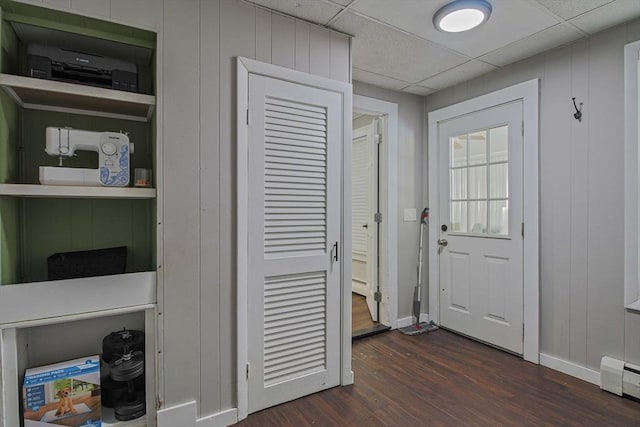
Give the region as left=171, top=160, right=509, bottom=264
left=236, top=57, right=353, bottom=420
left=353, top=95, right=399, bottom=328
left=427, top=79, right=540, bottom=363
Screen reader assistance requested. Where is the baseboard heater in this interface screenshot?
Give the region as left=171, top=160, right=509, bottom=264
left=600, top=356, right=640, bottom=399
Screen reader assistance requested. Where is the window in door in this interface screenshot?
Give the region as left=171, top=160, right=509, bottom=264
left=450, top=125, right=509, bottom=236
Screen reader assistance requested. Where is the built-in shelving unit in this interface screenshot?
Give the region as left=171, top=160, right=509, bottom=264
left=0, top=1, right=159, bottom=426
left=0, top=73, right=156, bottom=121
left=0, top=183, right=156, bottom=199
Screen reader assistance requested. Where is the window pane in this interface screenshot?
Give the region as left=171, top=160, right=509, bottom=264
left=469, top=201, right=487, bottom=234
left=450, top=201, right=467, bottom=233
left=450, top=168, right=467, bottom=200
left=468, top=131, right=487, bottom=165
left=489, top=163, right=508, bottom=198
left=469, top=166, right=487, bottom=199
left=451, top=135, right=467, bottom=167
left=490, top=126, right=508, bottom=162
left=489, top=200, right=509, bottom=236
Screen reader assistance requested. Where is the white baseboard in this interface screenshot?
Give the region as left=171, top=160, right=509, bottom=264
left=396, top=313, right=429, bottom=328
left=197, top=408, right=238, bottom=426
left=540, top=353, right=600, bottom=386
left=157, top=401, right=198, bottom=427
left=157, top=401, right=238, bottom=427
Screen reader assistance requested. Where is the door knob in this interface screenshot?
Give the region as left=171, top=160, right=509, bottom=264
left=438, top=238, right=448, bottom=247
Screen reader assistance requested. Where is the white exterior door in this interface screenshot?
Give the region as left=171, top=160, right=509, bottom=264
left=351, top=122, right=378, bottom=321
left=247, top=74, right=341, bottom=412
left=438, top=101, right=524, bottom=354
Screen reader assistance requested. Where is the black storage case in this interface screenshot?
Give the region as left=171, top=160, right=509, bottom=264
left=47, top=246, right=127, bottom=280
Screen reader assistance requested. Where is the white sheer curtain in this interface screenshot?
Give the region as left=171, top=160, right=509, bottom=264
left=489, top=163, right=508, bottom=235
left=449, top=128, right=509, bottom=235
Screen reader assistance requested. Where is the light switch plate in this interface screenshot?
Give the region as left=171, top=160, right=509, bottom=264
left=404, top=208, right=417, bottom=222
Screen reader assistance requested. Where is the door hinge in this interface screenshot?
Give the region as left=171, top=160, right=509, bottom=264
left=246, top=363, right=250, bottom=379
left=521, top=222, right=524, bottom=239
left=522, top=324, right=525, bottom=337
left=374, top=291, right=382, bottom=302
left=521, top=121, right=524, bottom=136
left=246, top=109, right=249, bottom=125
left=374, top=133, right=382, bottom=144
left=374, top=212, right=382, bottom=223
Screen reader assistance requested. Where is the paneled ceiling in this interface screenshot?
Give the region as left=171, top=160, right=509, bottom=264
left=245, top=0, right=640, bottom=95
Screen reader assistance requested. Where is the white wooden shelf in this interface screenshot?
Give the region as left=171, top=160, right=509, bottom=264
left=0, top=73, right=155, bottom=122
left=0, top=183, right=156, bottom=199
left=102, top=407, right=147, bottom=427
left=0, top=272, right=156, bottom=327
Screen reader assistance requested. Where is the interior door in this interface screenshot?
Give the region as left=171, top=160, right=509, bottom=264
left=438, top=101, right=524, bottom=354
left=351, top=121, right=378, bottom=321
left=247, top=74, right=341, bottom=413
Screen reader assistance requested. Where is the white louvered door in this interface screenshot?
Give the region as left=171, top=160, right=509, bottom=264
left=247, top=74, right=342, bottom=413
left=351, top=122, right=378, bottom=320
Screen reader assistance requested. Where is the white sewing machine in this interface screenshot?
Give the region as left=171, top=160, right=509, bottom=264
left=39, top=127, right=134, bottom=186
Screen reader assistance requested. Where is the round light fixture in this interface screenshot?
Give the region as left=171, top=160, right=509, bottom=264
left=433, top=0, right=492, bottom=33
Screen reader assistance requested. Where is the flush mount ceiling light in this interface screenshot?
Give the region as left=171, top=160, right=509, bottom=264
left=433, top=0, right=492, bottom=33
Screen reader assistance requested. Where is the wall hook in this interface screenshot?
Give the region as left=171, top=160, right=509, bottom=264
left=572, top=97, right=583, bottom=122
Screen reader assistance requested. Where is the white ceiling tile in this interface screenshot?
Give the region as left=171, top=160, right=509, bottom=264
left=417, top=60, right=497, bottom=90
left=332, top=11, right=468, bottom=83
left=532, top=0, right=614, bottom=19
left=352, top=68, right=410, bottom=91
left=479, top=24, right=584, bottom=67
left=246, top=0, right=343, bottom=26
left=569, top=0, right=640, bottom=34
left=401, top=85, right=437, bottom=96
left=349, top=0, right=560, bottom=57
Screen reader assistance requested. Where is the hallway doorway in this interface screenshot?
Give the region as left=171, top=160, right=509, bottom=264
left=351, top=111, right=389, bottom=339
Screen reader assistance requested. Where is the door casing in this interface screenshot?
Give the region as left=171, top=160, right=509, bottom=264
left=236, top=57, right=353, bottom=421
left=428, top=79, right=540, bottom=363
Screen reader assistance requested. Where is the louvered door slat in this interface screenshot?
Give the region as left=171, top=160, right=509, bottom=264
left=266, top=110, right=327, bottom=126
left=265, top=311, right=326, bottom=330
left=264, top=334, right=325, bottom=356
left=266, top=150, right=326, bottom=162
left=265, top=149, right=327, bottom=162
left=265, top=169, right=326, bottom=180
left=265, top=278, right=325, bottom=292
left=265, top=316, right=325, bottom=338
left=265, top=130, right=327, bottom=144
left=266, top=98, right=327, bottom=115
left=265, top=226, right=325, bottom=233
left=265, top=181, right=325, bottom=192
left=264, top=342, right=325, bottom=364
left=266, top=117, right=328, bottom=132
left=266, top=137, right=328, bottom=152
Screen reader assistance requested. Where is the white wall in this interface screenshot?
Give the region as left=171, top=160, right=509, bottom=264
left=427, top=18, right=640, bottom=370
left=353, top=82, right=425, bottom=319
left=161, top=0, right=350, bottom=417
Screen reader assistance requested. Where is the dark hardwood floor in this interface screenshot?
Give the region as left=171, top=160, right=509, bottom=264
left=352, top=293, right=376, bottom=332
left=236, top=329, right=640, bottom=426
